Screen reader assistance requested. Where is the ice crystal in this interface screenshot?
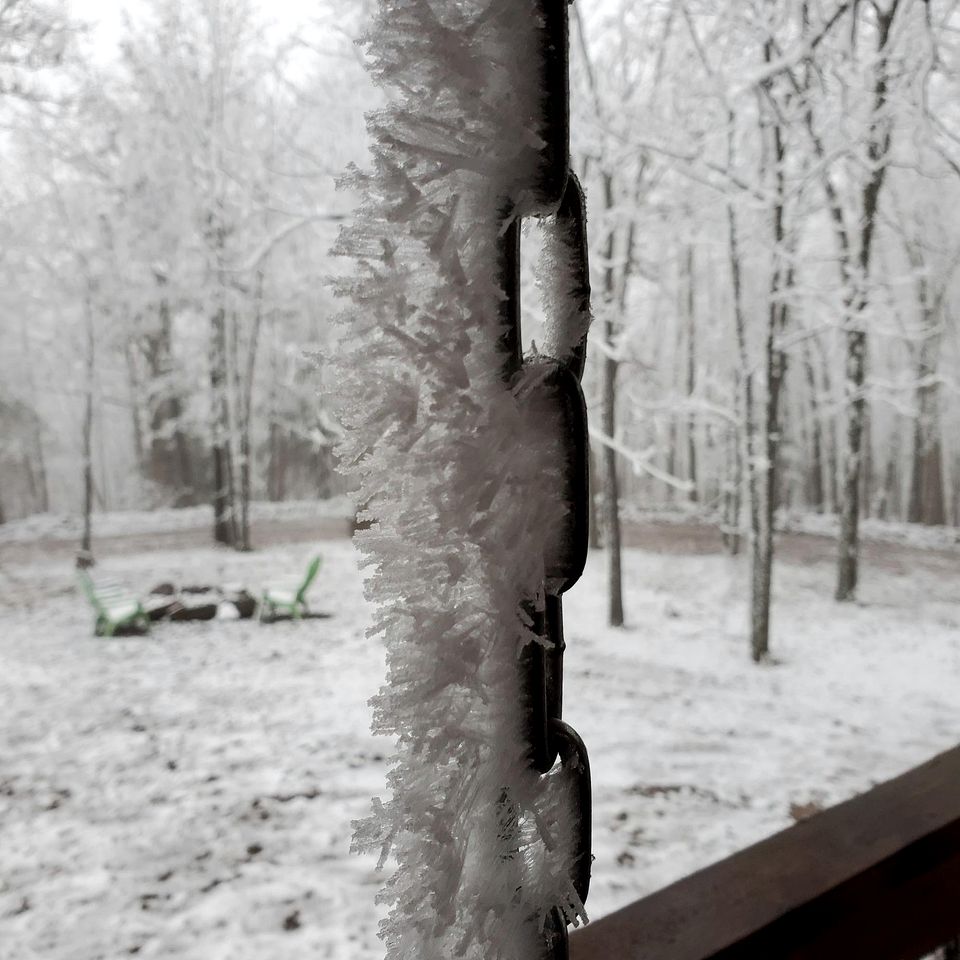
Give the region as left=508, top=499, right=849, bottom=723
left=332, top=2, right=587, bottom=958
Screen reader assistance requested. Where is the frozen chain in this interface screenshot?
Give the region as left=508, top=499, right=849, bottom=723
left=497, top=2, right=593, bottom=957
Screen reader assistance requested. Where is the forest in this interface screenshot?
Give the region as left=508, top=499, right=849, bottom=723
left=1, top=0, right=959, bottom=651
left=561, top=0, right=960, bottom=658
left=0, top=0, right=371, bottom=546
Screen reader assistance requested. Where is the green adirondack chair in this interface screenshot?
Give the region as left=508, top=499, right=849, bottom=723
left=78, top=570, right=151, bottom=637
left=259, top=555, right=322, bottom=623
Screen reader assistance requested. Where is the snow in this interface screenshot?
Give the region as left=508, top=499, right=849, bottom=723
left=568, top=545, right=959, bottom=917
left=1, top=540, right=387, bottom=960
left=1, top=531, right=957, bottom=958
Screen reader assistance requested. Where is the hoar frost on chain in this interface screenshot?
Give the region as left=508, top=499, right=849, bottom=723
left=330, top=2, right=587, bottom=958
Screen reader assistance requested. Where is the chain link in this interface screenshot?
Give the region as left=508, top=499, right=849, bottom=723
left=496, top=4, right=592, bottom=957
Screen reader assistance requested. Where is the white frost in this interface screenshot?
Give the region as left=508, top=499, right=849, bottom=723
left=332, top=2, right=585, bottom=958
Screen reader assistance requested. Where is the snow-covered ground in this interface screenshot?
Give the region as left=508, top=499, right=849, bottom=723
left=1, top=532, right=957, bottom=958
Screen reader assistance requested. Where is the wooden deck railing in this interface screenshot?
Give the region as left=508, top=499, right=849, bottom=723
left=570, top=746, right=960, bottom=960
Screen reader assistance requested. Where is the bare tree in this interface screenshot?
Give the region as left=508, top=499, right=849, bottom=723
left=599, top=171, right=625, bottom=627
left=833, top=1, right=902, bottom=600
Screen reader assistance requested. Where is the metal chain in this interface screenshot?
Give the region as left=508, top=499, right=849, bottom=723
left=496, top=3, right=593, bottom=957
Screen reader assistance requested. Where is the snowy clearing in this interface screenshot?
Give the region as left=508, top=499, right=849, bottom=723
left=1, top=533, right=957, bottom=958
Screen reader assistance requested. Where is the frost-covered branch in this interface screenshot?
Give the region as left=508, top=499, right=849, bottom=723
left=228, top=212, right=346, bottom=273
left=589, top=425, right=694, bottom=492
left=733, top=2, right=852, bottom=96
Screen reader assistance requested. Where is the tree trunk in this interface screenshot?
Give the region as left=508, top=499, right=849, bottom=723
left=125, top=340, right=147, bottom=477
left=268, top=421, right=285, bottom=502
left=750, top=70, right=791, bottom=663
left=684, top=245, right=698, bottom=503
left=211, top=303, right=237, bottom=546
left=227, top=310, right=243, bottom=542
left=919, top=438, right=946, bottom=526
left=907, top=405, right=923, bottom=524
left=81, top=288, right=96, bottom=559
left=237, top=271, right=265, bottom=552
left=729, top=175, right=767, bottom=660
left=723, top=114, right=750, bottom=560
left=588, top=443, right=602, bottom=549
left=143, top=295, right=197, bottom=503
left=861, top=403, right=873, bottom=520
left=823, top=353, right=839, bottom=515
left=754, top=285, right=787, bottom=662
left=721, top=409, right=742, bottom=556
left=803, top=344, right=825, bottom=512
left=875, top=416, right=899, bottom=522
left=835, top=4, right=897, bottom=601
left=665, top=418, right=677, bottom=503
left=172, top=399, right=196, bottom=504
left=836, top=328, right=866, bottom=600
left=19, top=317, right=49, bottom=513
left=238, top=429, right=253, bottom=550
left=908, top=331, right=946, bottom=526
left=601, top=354, right=623, bottom=627
left=601, top=171, right=624, bottom=627
left=910, top=406, right=946, bottom=526
left=927, top=443, right=946, bottom=525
